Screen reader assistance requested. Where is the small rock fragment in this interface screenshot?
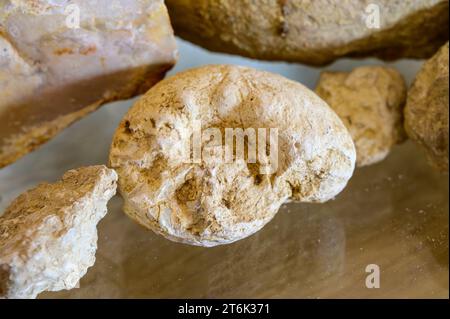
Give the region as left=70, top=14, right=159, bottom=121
left=405, top=42, right=449, bottom=172
left=0, top=165, right=117, bottom=299
left=316, top=66, right=407, bottom=167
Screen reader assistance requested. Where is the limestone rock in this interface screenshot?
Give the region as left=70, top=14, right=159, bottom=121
left=0, top=165, right=117, bottom=299
left=166, top=0, right=448, bottom=65
left=0, top=0, right=177, bottom=168
left=109, top=65, right=356, bottom=247
left=405, top=42, right=449, bottom=172
left=316, top=66, right=407, bottom=167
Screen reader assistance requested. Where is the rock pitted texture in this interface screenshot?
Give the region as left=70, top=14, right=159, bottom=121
left=0, top=165, right=117, bottom=299
left=405, top=42, right=449, bottom=172
left=0, top=0, right=177, bottom=168
left=316, top=66, right=407, bottom=167
left=166, top=0, right=448, bottom=65
left=109, top=65, right=356, bottom=247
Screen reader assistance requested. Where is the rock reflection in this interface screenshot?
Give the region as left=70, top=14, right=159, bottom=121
left=205, top=203, right=346, bottom=298
left=41, top=143, right=448, bottom=298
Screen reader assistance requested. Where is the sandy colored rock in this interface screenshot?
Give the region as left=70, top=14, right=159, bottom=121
left=166, top=0, right=448, bottom=65
left=0, top=0, right=177, bottom=168
left=315, top=66, right=407, bottom=167
left=405, top=42, right=449, bottom=172
left=109, top=65, right=356, bottom=247
left=0, top=165, right=117, bottom=299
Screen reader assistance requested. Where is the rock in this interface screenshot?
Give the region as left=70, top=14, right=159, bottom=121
left=166, top=0, right=448, bottom=65
left=0, top=0, right=177, bottom=168
left=0, top=165, right=117, bottom=299
left=316, top=66, right=407, bottom=167
left=109, top=65, right=356, bottom=247
left=405, top=42, right=449, bottom=172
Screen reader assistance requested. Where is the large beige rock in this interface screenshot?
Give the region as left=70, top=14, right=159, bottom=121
left=109, top=65, right=356, bottom=247
left=0, top=0, right=177, bottom=168
left=166, top=0, right=448, bottom=65
left=405, top=42, right=449, bottom=172
left=0, top=165, right=117, bottom=299
left=316, top=66, right=407, bottom=167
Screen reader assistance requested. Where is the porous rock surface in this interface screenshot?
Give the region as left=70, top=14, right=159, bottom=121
left=405, top=42, right=449, bottom=172
left=109, top=65, right=356, bottom=247
left=316, top=66, right=407, bottom=167
left=0, top=165, right=117, bottom=299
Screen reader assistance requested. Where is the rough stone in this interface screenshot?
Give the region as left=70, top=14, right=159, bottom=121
left=316, top=66, right=407, bottom=167
left=0, top=0, right=177, bottom=168
left=0, top=165, right=117, bottom=299
left=109, top=65, right=356, bottom=246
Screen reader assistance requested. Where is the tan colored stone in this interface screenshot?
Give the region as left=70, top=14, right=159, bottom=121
left=0, top=165, right=117, bottom=299
left=405, top=42, right=449, bottom=172
left=109, top=65, right=356, bottom=247
left=0, top=0, right=177, bottom=168
left=316, top=66, right=407, bottom=167
left=166, top=0, right=448, bottom=65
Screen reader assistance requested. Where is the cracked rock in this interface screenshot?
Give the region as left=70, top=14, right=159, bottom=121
left=0, top=165, right=117, bottom=299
